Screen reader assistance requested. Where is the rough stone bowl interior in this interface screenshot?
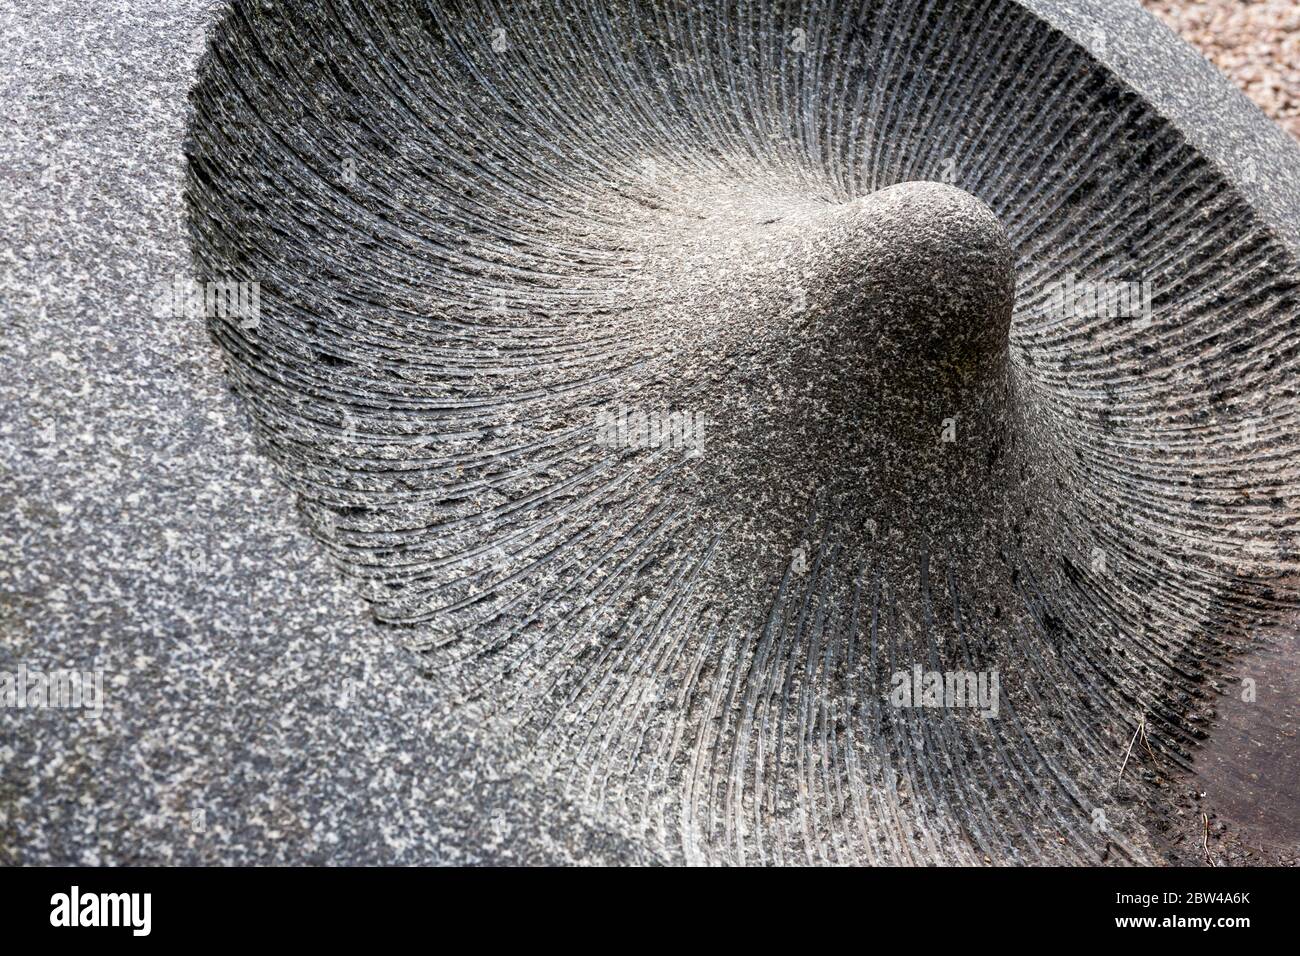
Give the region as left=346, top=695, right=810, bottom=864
left=186, top=0, right=1300, bottom=864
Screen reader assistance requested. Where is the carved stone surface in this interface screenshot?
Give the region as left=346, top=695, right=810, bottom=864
left=3, top=0, right=1298, bottom=864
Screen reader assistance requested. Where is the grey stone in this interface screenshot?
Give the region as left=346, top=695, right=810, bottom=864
left=3, top=0, right=1298, bottom=866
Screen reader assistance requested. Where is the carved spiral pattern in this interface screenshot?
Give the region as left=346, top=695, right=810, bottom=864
left=187, top=0, right=1300, bottom=863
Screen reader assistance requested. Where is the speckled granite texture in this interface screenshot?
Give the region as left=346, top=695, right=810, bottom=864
left=1, top=0, right=654, bottom=865
left=3, top=0, right=1298, bottom=865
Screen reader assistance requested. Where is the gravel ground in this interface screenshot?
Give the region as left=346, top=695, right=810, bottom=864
left=1143, top=0, right=1300, bottom=139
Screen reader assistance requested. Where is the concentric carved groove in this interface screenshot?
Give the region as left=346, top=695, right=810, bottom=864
left=186, top=0, right=1300, bottom=864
